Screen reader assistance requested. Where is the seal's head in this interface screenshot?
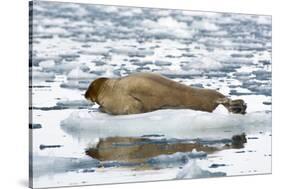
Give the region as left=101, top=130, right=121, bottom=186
left=84, top=77, right=108, bottom=103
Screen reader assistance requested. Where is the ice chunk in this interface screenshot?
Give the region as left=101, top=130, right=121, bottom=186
left=31, top=70, right=55, bottom=79
left=31, top=155, right=100, bottom=177
left=192, top=20, right=219, bottom=31
left=56, top=99, right=91, bottom=107
left=181, top=57, right=222, bottom=71
left=212, top=105, right=229, bottom=115
left=60, top=80, right=90, bottom=90
left=38, top=60, right=55, bottom=69
left=147, top=150, right=207, bottom=165
left=111, top=47, right=154, bottom=57
left=39, top=60, right=87, bottom=75
left=154, top=60, right=172, bottom=66
left=67, top=68, right=98, bottom=80
left=60, top=109, right=271, bottom=140
left=141, top=17, right=193, bottom=39
left=176, top=160, right=226, bottom=179
left=253, top=70, right=271, bottom=81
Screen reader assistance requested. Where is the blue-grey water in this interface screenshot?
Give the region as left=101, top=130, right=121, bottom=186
left=29, top=1, right=271, bottom=188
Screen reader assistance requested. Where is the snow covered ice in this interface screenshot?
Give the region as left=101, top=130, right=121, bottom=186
left=29, top=1, right=272, bottom=188
left=61, top=109, right=271, bottom=140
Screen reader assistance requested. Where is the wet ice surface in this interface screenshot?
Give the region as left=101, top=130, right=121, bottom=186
left=30, top=1, right=271, bottom=188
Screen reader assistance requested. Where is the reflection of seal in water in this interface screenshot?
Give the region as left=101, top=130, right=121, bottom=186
left=85, top=134, right=247, bottom=163
left=85, top=72, right=247, bottom=115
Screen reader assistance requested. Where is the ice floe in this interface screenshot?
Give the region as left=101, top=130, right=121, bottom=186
left=60, top=80, right=90, bottom=90
left=31, top=70, right=55, bottom=79
left=176, top=160, right=226, bottom=179
left=147, top=150, right=207, bottom=165
left=111, top=47, right=154, bottom=57
left=67, top=68, right=98, bottom=80
left=41, top=62, right=78, bottom=74
left=60, top=109, right=271, bottom=140
left=181, top=57, right=223, bottom=71
left=31, top=155, right=99, bottom=177
left=56, top=99, right=91, bottom=108
left=141, top=17, right=193, bottom=39
left=192, top=20, right=219, bottom=31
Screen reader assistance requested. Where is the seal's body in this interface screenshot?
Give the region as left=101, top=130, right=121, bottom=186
left=85, top=72, right=246, bottom=115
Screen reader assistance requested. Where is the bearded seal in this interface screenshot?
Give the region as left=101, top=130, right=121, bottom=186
left=84, top=72, right=247, bottom=115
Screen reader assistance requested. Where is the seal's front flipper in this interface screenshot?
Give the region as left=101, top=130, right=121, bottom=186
left=228, top=99, right=247, bottom=114
left=216, top=98, right=247, bottom=114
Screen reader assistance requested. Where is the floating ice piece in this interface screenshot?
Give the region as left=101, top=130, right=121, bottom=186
left=158, top=69, right=200, bottom=79
left=190, top=83, right=204, bottom=88
left=41, top=62, right=77, bottom=74
left=56, top=99, right=91, bottom=108
left=60, top=109, right=271, bottom=140
left=32, top=100, right=92, bottom=111
left=59, top=53, right=80, bottom=59
left=178, top=68, right=203, bottom=77
left=78, top=49, right=109, bottom=56
left=192, top=20, right=219, bottom=31
left=147, top=150, right=207, bottom=165
left=253, top=70, right=271, bottom=81
left=233, top=72, right=252, bottom=77
left=31, top=155, right=100, bottom=177
left=60, top=80, right=90, bottom=90
left=181, top=57, right=222, bottom=71
left=230, top=53, right=254, bottom=58
left=154, top=60, right=172, bottom=66
left=31, top=70, right=55, bottom=79
left=111, top=47, right=154, bottom=57
left=67, top=68, right=98, bottom=80
left=242, top=80, right=271, bottom=96
left=205, top=71, right=227, bottom=77
left=141, top=17, right=193, bottom=39
left=38, top=60, right=56, bottom=69
left=79, top=64, right=90, bottom=72
left=176, top=160, right=226, bottom=179
left=255, top=16, right=271, bottom=25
